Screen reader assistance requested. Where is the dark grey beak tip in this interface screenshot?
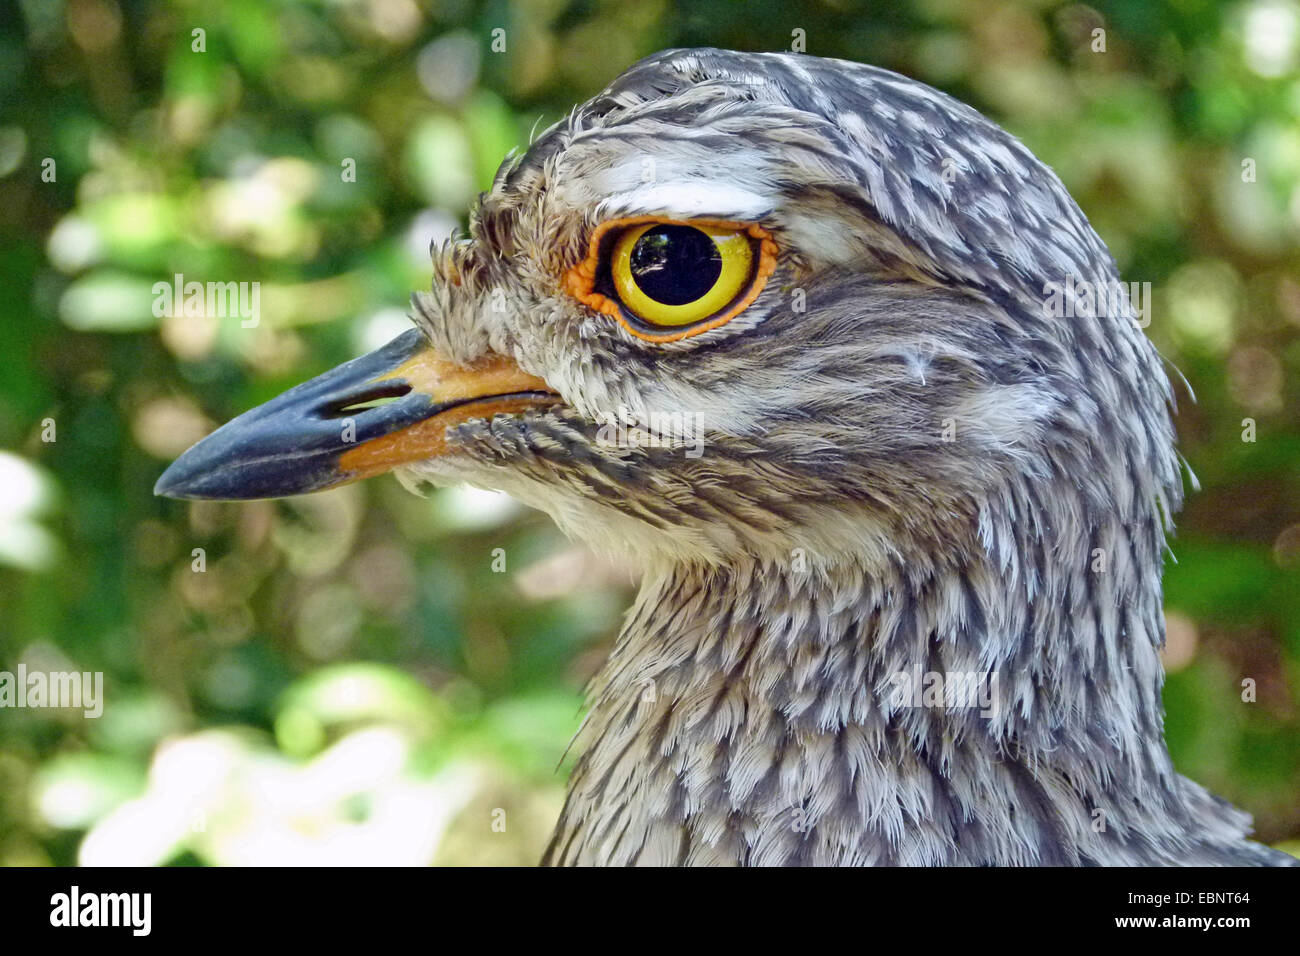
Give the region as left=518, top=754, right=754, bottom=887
left=152, top=469, right=186, bottom=499
left=153, top=456, right=283, bottom=501
left=152, top=451, right=209, bottom=500
left=152, top=328, right=432, bottom=502
left=152, top=436, right=329, bottom=501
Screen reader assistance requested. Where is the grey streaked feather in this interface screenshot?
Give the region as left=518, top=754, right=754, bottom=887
left=399, top=49, right=1294, bottom=866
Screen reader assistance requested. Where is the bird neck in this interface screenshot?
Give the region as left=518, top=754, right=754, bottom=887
left=547, top=511, right=1261, bottom=864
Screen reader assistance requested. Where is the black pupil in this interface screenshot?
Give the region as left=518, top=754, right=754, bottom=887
left=628, top=225, right=722, bottom=306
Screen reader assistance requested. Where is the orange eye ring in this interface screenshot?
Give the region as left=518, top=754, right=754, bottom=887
left=561, top=217, right=778, bottom=343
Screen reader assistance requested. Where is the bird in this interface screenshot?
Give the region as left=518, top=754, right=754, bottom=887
left=155, top=48, right=1296, bottom=866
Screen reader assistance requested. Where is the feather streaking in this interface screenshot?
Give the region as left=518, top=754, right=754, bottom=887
left=397, top=49, right=1294, bottom=866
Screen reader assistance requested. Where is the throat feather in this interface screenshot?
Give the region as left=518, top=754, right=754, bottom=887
left=544, top=532, right=1262, bottom=865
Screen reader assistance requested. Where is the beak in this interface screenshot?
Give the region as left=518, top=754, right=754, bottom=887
left=154, top=328, right=559, bottom=500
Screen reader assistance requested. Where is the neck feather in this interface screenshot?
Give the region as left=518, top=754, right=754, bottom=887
left=544, top=488, right=1266, bottom=865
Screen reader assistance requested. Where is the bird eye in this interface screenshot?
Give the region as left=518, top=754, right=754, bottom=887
left=562, top=217, right=778, bottom=342
left=610, top=223, right=752, bottom=327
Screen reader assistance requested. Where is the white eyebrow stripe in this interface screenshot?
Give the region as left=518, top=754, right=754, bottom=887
left=593, top=180, right=772, bottom=223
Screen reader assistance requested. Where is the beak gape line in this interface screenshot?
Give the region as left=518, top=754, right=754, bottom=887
left=154, top=328, right=559, bottom=501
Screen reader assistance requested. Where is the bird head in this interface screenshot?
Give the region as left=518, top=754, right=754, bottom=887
left=157, top=49, right=1180, bottom=573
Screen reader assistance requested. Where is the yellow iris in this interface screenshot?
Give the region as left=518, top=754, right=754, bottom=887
left=610, top=223, right=754, bottom=327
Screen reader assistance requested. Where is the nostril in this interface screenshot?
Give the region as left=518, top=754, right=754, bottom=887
left=322, top=382, right=412, bottom=418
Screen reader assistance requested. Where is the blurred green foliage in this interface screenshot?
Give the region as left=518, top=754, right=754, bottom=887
left=1, top=0, right=1298, bottom=865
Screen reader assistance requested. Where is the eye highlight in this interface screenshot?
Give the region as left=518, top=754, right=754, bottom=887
left=562, top=217, right=778, bottom=342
